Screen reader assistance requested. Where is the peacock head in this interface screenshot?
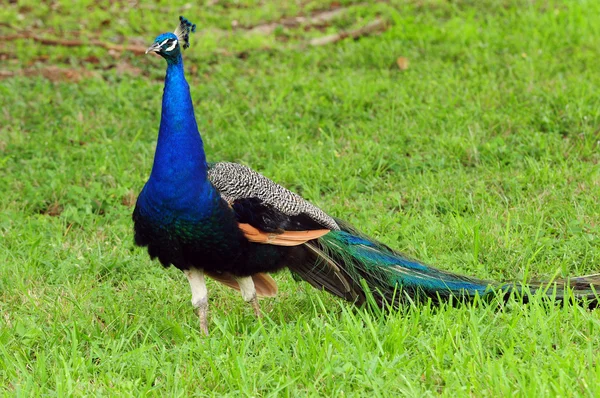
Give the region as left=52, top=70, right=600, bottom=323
left=146, top=16, right=196, bottom=62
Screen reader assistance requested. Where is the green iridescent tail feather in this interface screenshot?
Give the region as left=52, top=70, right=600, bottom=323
left=510, top=274, right=600, bottom=308
left=291, top=220, right=600, bottom=308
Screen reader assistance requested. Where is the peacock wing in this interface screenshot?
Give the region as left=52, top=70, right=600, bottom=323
left=207, top=162, right=360, bottom=301
left=207, top=162, right=340, bottom=231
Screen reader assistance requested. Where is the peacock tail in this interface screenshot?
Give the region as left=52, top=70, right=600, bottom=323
left=290, top=219, right=600, bottom=308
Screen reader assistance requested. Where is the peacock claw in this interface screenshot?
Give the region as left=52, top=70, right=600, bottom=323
left=197, top=302, right=209, bottom=335
left=250, top=295, right=262, bottom=318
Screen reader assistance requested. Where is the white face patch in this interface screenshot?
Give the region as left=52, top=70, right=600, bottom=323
left=165, top=39, right=178, bottom=52
left=158, top=39, right=168, bottom=49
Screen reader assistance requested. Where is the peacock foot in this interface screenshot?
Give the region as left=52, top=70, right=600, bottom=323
left=197, top=300, right=209, bottom=335
left=250, top=295, right=262, bottom=318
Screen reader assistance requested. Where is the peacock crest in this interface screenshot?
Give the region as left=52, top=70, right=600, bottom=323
left=174, top=16, right=196, bottom=49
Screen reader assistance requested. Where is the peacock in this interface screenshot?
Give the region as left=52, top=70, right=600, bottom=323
left=134, top=17, right=600, bottom=334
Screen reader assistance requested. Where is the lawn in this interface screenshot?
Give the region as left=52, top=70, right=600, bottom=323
left=1, top=0, right=600, bottom=395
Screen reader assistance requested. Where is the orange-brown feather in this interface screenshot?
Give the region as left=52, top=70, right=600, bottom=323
left=205, top=271, right=278, bottom=297
left=238, top=223, right=330, bottom=246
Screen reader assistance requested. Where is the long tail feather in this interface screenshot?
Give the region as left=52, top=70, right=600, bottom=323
left=299, top=221, right=599, bottom=308
left=508, top=274, right=600, bottom=307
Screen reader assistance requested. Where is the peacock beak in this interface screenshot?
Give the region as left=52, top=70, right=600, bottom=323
left=145, top=43, right=162, bottom=54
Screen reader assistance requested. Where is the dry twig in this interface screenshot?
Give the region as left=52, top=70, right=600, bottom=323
left=3, top=33, right=148, bottom=55
left=247, top=7, right=349, bottom=35
left=309, top=18, right=387, bottom=46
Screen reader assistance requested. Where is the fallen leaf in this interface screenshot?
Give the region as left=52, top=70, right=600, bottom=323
left=84, top=55, right=101, bottom=64
left=0, top=70, right=15, bottom=79
left=121, top=191, right=137, bottom=207
left=39, top=66, right=82, bottom=82
left=115, top=62, right=142, bottom=76
left=396, top=56, right=409, bottom=71
left=42, top=202, right=63, bottom=217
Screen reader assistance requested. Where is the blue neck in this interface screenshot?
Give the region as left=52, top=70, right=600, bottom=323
left=145, top=54, right=213, bottom=211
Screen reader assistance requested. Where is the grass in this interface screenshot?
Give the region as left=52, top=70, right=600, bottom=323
left=1, top=0, right=600, bottom=395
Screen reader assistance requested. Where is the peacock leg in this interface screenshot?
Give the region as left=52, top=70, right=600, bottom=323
left=235, top=276, right=261, bottom=318
left=183, top=267, right=209, bottom=335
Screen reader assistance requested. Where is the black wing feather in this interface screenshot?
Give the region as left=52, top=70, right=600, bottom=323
left=231, top=197, right=328, bottom=232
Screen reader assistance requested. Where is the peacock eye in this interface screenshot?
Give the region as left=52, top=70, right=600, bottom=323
left=165, top=39, right=178, bottom=52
